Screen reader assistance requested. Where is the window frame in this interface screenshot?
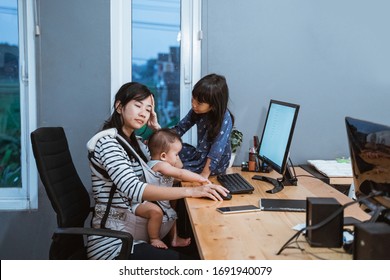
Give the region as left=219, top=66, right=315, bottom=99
left=110, top=0, right=201, bottom=144
left=0, top=0, right=38, bottom=210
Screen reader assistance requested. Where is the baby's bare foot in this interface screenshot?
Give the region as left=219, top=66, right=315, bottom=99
left=150, top=238, right=168, bottom=249
left=171, top=237, right=191, bottom=247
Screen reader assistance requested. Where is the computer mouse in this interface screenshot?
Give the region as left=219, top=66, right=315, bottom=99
left=204, top=193, right=232, bottom=201
left=222, top=193, right=232, bottom=200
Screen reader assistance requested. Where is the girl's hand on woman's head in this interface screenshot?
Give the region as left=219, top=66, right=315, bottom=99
left=189, top=183, right=229, bottom=201
left=147, top=95, right=161, bottom=131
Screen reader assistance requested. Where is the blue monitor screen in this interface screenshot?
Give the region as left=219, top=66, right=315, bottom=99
left=258, top=100, right=299, bottom=175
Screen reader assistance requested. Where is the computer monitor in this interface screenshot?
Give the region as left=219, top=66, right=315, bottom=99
left=256, top=99, right=300, bottom=193
left=345, top=117, right=390, bottom=224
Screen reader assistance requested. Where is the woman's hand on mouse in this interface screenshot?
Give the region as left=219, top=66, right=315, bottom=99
left=189, top=183, right=229, bottom=201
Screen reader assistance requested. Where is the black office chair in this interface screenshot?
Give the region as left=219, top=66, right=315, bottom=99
left=31, top=127, right=133, bottom=259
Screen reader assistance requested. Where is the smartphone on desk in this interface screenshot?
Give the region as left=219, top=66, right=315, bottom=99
left=216, top=205, right=260, bottom=214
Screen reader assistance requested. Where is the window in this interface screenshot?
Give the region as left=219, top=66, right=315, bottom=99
left=110, top=0, right=201, bottom=143
left=0, top=0, right=37, bottom=210
left=132, top=0, right=181, bottom=133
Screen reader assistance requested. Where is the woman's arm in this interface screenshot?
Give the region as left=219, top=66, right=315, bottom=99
left=142, top=183, right=229, bottom=202
left=96, top=135, right=228, bottom=203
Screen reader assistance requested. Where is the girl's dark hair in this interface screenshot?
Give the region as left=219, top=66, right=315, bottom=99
left=103, top=82, right=153, bottom=162
left=192, top=73, right=234, bottom=140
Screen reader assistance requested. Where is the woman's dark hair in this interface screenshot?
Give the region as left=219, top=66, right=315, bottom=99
left=192, top=73, right=234, bottom=140
left=103, top=82, right=153, bottom=162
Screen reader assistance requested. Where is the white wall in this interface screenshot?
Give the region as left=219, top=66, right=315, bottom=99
left=202, top=0, right=390, bottom=166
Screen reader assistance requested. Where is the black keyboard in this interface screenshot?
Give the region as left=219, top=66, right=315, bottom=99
left=217, top=173, right=255, bottom=194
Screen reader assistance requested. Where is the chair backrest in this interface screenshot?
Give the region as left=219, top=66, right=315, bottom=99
left=31, top=127, right=91, bottom=258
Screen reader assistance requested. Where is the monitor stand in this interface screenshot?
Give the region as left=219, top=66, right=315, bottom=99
left=252, top=164, right=298, bottom=194
left=280, top=166, right=298, bottom=186
left=266, top=178, right=284, bottom=194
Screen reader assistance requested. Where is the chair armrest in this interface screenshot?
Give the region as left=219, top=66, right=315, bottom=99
left=54, top=227, right=133, bottom=260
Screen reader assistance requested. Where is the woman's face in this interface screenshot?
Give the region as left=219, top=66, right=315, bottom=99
left=191, top=97, right=212, bottom=114
left=117, top=95, right=153, bottom=137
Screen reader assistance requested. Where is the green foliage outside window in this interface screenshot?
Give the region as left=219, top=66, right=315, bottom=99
left=0, top=82, right=21, bottom=188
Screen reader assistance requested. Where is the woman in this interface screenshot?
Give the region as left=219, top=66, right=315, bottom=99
left=86, top=82, right=228, bottom=260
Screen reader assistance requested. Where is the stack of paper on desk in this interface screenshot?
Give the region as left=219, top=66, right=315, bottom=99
left=307, top=159, right=353, bottom=185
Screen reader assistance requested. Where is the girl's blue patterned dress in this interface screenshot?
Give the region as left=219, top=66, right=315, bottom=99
left=174, top=109, right=233, bottom=175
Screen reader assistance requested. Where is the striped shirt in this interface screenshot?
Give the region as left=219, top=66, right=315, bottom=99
left=87, top=133, right=148, bottom=259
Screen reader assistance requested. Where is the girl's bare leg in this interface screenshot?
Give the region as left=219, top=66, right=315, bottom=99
left=169, top=220, right=191, bottom=247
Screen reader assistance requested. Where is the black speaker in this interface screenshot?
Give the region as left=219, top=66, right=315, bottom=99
left=306, top=197, right=343, bottom=247
left=353, top=222, right=390, bottom=260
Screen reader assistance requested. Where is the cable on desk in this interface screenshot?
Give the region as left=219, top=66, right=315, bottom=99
left=288, top=159, right=319, bottom=180
left=276, top=190, right=383, bottom=256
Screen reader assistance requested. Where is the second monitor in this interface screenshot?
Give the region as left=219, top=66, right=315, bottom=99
left=253, top=99, right=300, bottom=193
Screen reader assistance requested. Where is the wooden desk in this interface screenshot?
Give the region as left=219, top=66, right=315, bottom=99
left=184, top=167, right=370, bottom=260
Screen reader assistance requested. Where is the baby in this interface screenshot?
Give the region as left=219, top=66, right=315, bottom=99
left=135, top=128, right=210, bottom=249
